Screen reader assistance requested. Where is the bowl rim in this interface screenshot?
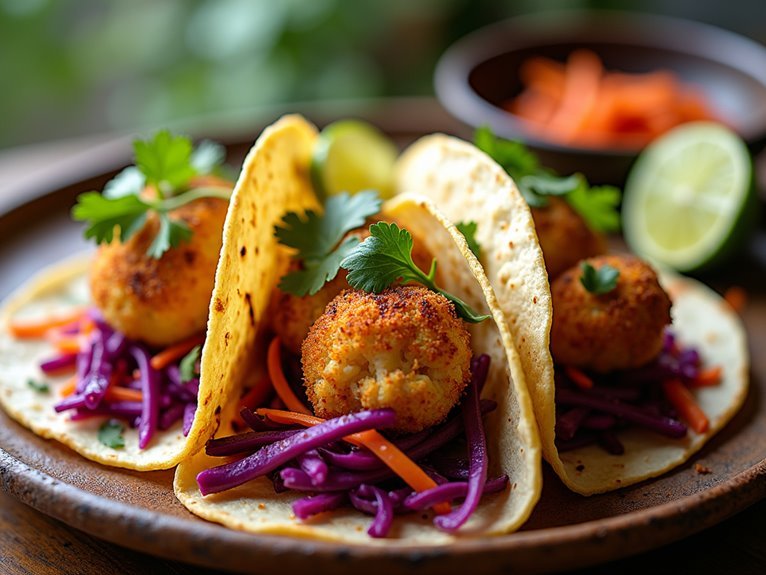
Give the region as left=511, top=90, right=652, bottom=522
left=434, top=9, right=766, bottom=157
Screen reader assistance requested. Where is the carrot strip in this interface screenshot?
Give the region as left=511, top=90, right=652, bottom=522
left=52, top=336, right=84, bottom=355
left=240, top=376, right=273, bottom=410
left=255, top=407, right=450, bottom=514
left=688, top=366, right=722, bottom=389
left=105, top=386, right=143, bottom=402
left=149, top=333, right=205, bottom=371
left=267, top=338, right=310, bottom=414
left=724, top=286, right=747, bottom=314
left=9, top=308, right=86, bottom=339
left=565, top=366, right=594, bottom=390
left=662, top=380, right=709, bottom=434
left=59, top=376, right=78, bottom=398
left=546, top=49, right=603, bottom=141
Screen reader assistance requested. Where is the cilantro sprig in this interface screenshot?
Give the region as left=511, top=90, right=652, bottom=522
left=275, top=190, right=383, bottom=296
left=341, top=222, right=490, bottom=323
left=473, top=126, right=621, bottom=233
left=179, top=345, right=201, bottom=383
left=579, top=261, right=620, bottom=294
left=27, top=379, right=49, bottom=393
left=72, top=130, right=231, bottom=258
left=456, top=221, right=481, bottom=259
left=98, top=419, right=125, bottom=449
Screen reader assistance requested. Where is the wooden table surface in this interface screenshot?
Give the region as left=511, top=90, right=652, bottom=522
left=1, top=128, right=765, bottom=575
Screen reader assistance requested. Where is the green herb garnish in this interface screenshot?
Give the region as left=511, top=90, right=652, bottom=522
left=341, top=222, right=490, bottom=323
left=72, top=130, right=230, bottom=259
left=456, top=221, right=481, bottom=259
left=473, top=126, right=621, bottom=232
left=27, top=379, right=49, bottom=393
left=98, top=419, right=125, bottom=449
left=580, top=261, right=620, bottom=294
left=275, top=190, right=383, bottom=296
left=179, top=345, right=201, bottom=383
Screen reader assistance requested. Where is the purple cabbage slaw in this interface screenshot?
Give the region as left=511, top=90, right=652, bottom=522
left=198, top=354, right=508, bottom=538
left=554, top=329, right=711, bottom=455
left=43, top=308, right=200, bottom=449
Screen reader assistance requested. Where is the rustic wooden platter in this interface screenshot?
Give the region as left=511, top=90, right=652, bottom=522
left=1, top=100, right=764, bottom=574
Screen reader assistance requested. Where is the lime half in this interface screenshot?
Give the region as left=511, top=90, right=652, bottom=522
left=623, top=122, right=756, bottom=272
left=311, top=120, right=398, bottom=200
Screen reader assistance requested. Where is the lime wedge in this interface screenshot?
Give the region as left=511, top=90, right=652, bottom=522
left=623, top=122, right=757, bottom=272
left=311, top=120, right=398, bottom=200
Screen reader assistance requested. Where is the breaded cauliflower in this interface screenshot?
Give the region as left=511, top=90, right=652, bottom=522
left=550, top=254, right=672, bottom=373
left=271, top=224, right=435, bottom=354
left=531, top=197, right=607, bottom=280
left=302, top=285, right=471, bottom=433
left=89, top=197, right=228, bottom=347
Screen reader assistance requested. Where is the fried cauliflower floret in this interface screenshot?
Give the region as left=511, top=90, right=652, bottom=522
left=89, top=197, right=228, bottom=347
left=531, top=197, right=607, bottom=280
left=271, top=225, right=435, bottom=355
left=302, top=285, right=471, bottom=433
left=550, top=254, right=672, bottom=373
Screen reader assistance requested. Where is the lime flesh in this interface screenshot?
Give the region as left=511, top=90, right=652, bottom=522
left=623, top=122, right=756, bottom=272
left=311, top=120, right=398, bottom=200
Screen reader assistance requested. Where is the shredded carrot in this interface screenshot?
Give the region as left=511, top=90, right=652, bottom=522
left=149, top=333, right=205, bottom=371
left=724, top=286, right=747, bottom=314
left=240, top=376, right=273, bottom=410
left=267, top=338, right=310, bottom=414
left=9, top=308, right=86, bottom=339
left=689, top=366, right=723, bottom=389
left=59, top=376, right=78, bottom=398
left=105, top=386, right=143, bottom=402
left=565, top=366, right=594, bottom=390
left=506, top=49, right=719, bottom=149
left=51, top=336, right=83, bottom=355
left=662, top=379, right=709, bottom=434
left=255, top=407, right=451, bottom=514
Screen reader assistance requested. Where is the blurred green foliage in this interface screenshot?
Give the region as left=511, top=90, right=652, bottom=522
left=1, top=0, right=763, bottom=149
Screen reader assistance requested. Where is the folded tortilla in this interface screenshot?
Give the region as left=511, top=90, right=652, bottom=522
left=395, top=134, right=750, bottom=494
left=173, top=115, right=543, bottom=542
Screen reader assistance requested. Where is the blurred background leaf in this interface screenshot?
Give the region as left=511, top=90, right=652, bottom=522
left=1, top=0, right=764, bottom=148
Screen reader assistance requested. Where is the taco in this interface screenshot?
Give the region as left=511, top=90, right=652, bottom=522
left=395, top=132, right=749, bottom=495
left=173, top=114, right=544, bottom=542
left=0, top=132, right=239, bottom=470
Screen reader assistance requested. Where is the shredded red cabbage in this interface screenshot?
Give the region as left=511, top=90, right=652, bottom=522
left=46, top=309, right=200, bottom=449
left=554, top=329, right=707, bottom=454
left=196, top=409, right=396, bottom=496
left=404, top=475, right=508, bottom=511
left=292, top=492, right=347, bottom=520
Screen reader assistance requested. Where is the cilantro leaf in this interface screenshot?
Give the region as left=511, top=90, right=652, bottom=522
left=72, top=131, right=231, bottom=258
left=580, top=261, right=620, bottom=294
left=473, top=127, right=621, bottom=229
left=147, top=213, right=193, bottom=259
left=27, top=379, right=49, bottom=393
left=72, top=192, right=151, bottom=244
left=275, top=191, right=382, bottom=296
left=179, top=345, right=202, bottom=383
left=455, top=221, right=481, bottom=259
left=103, top=166, right=145, bottom=199
left=567, top=183, right=622, bottom=233
left=98, top=419, right=125, bottom=449
left=134, top=130, right=197, bottom=195
left=191, top=140, right=226, bottom=174
left=341, top=222, right=490, bottom=323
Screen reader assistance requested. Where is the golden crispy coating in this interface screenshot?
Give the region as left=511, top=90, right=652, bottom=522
left=302, top=286, right=471, bottom=433
left=89, top=197, right=228, bottom=347
left=531, top=197, right=607, bottom=280
left=550, top=254, right=672, bottom=373
left=270, top=225, right=435, bottom=355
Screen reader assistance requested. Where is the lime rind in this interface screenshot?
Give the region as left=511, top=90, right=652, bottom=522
left=623, top=122, right=755, bottom=272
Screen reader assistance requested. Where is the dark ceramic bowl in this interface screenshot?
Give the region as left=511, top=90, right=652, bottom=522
left=435, top=11, right=766, bottom=184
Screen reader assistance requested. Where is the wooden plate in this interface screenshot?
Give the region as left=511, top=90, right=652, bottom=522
left=1, top=100, right=764, bottom=575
